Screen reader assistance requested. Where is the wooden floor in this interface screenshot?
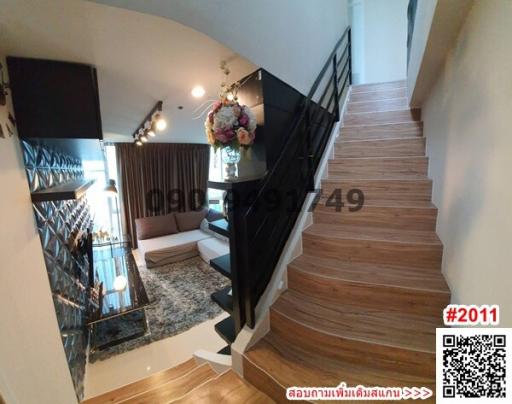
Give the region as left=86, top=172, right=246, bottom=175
left=82, top=358, right=273, bottom=403
left=243, top=80, right=449, bottom=403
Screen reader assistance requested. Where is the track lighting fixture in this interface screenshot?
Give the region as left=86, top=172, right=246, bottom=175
left=154, top=113, right=167, bottom=131
left=131, top=100, right=166, bottom=146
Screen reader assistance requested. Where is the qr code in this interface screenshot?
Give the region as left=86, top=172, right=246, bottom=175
left=437, top=328, right=512, bottom=403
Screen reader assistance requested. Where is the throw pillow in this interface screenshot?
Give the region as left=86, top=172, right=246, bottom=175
left=199, top=218, right=215, bottom=236
left=175, top=209, right=208, bottom=232
left=206, top=208, right=225, bottom=223
left=135, top=213, right=178, bottom=240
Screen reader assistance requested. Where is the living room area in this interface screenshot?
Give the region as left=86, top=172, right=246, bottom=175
left=0, top=0, right=263, bottom=400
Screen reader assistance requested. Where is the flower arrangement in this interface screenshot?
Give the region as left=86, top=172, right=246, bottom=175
left=204, top=62, right=256, bottom=151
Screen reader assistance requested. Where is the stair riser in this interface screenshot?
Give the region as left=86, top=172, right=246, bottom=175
left=350, top=87, right=407, bottom=102
left=270, top=309, right=435, bottom=378
left=243, top=357, right=293, bottom=404
left=347, top=98, right=408, bottom=114
left=328, top=157, right=428, bottom=178
left=344, top=109, right=421, bottom=126
left=335, top=138, right=426, bottom=158
left=303, top=235, right=442, bottom=270
left=341, top=122, right=423, bottom=140
left=288, top=268, right=449, bottom=317
left=321, top=179, right=433, bottom=203
left=351, top=81, right=406, bottom=93
left=313, top=206, right=437, bottom=231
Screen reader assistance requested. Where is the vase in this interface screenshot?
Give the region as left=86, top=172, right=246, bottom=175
left=222, top=146, right=241, bottom=179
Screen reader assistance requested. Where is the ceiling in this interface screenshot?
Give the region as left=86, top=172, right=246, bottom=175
left=0, top=0, right=256, bottom=143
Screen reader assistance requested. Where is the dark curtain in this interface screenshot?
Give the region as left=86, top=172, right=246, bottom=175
left=116, top=143, right=210, bottom=248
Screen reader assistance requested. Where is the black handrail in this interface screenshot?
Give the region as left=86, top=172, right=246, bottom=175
left=240, top=27, right=352, bottom=328
left=407, top=0, right=418, bottom=66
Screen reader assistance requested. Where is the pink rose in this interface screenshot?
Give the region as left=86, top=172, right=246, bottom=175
left=215, top=128, right=235, bottom=143
left=237, top=128, right=253, bottom=146
left=208, top=111, right=214, bottom=123
left=239, top=113, right=249, bottom=127
left=212, top=100, right=222, bottom=113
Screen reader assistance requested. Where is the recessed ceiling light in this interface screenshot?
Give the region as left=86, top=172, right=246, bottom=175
left=191, top=85, right=205, bottom=98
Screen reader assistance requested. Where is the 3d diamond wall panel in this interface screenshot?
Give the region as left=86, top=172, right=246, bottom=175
left=21, top=140, right=91, bottom=400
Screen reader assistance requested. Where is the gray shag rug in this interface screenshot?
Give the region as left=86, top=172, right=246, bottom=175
left=89, top=256, right=229, bottom=363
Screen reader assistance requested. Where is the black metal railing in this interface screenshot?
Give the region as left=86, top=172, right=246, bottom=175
left=239, top=27, right=352, bottom=328
left=407, top=0, right=418, bottom=66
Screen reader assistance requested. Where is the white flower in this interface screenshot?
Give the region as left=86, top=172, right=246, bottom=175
left=213, top=106, right=237, bottom=130
left=243, top=105, right=257, bottom=132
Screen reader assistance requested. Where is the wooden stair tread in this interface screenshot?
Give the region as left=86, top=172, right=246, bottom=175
left=343, top=109, right=421, bottom=126
left=337, top=136, right=425, bottom=144
left=340, top=121, right=423, bottom=141
left=304, top=223, right=441, bottom=245
left=245, top=333, right=435, bottom=389
left=289, top=254, right=449, bottom=293
left=272, top=290, right=438, bottom=353
left=326, top=173, right=429, bottom=180
left=329, top=155, right=427, bottom=161
left=122, top=363, right=216, bottom=404
left=347, top=97, right=409, bottom=114
left=349, top=87, right=407, bottom=103
left=81, top=358, right=198, bottom=404
left=351, top=80, right=406, bottom=93
left=329, top=173, right=429, bottom=180
left=335, top=137, right=426, bottom=158
left=172, top=370, right=273, bottom=403
left=314, top=199, right=436, bottom=208
left=323, top=176, right=431, bottom=182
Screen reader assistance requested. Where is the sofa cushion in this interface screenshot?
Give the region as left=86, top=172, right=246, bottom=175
left=197, top=237, right=229, bottom=263
left=137, top=229, right=212, bottom=268
left=175, top=209, right=208, bottom=232
left=206, top=208, right=225, bottom=223
left=135, top=213, right=178, bottom=240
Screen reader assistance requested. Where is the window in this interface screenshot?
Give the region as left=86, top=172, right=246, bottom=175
left=83, top=145, right=121, bottom=239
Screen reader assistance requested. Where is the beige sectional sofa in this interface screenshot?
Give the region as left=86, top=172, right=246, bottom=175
left=135, top=208, right=229, bottom=268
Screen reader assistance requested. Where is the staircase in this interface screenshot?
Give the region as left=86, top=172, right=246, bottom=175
left=243, top=80, right=450, bottom=402
left=82, top=358, right=272, bottom=403
left=208, top=218, right=235, bottom=355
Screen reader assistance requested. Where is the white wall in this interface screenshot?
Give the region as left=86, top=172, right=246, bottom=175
left=0, top=55, right=78, bottom=403
left=406, top=0, right=438, bottom=100
left=407, top=0, right=473, bottom=106
left=90, top=0, right=350, bottom=96
left=351, top=0, right=408, bottom=84
left=422, top=0, right=512, bottom=326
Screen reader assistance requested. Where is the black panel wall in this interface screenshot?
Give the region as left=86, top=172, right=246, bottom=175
left=21, top=140, right=92, bottom=400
